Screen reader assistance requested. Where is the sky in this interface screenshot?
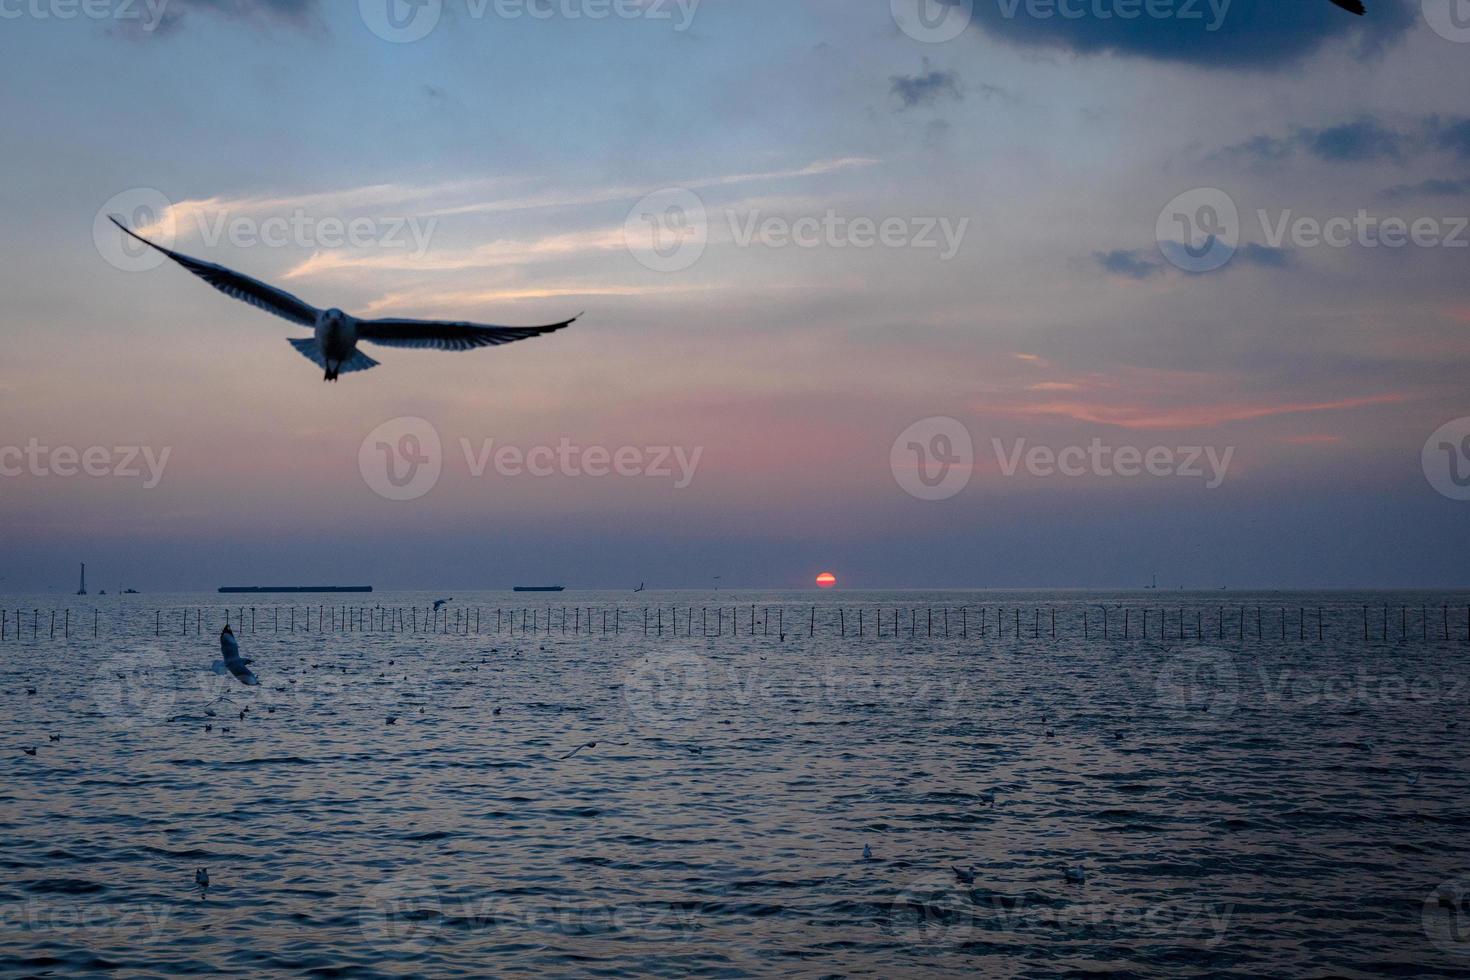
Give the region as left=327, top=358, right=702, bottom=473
left=2, top=0, right=1469, bottom=591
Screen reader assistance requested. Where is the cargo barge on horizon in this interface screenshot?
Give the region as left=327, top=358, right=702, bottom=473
left=218, top=586, right=374, bottom=594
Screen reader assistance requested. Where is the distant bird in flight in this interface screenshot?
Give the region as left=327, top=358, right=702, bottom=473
left=433, top=598, right=452, bottom=611
left=1329, top=0, right=1365, bottom=12
left=109, top=218, right=578, bottom=382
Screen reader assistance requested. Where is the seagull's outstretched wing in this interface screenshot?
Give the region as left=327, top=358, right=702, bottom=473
left=356, top=313, right=580, bottom=352
left=109, top=217, right=321, bottom=328
left=1329, top=0, right=1365, bottom=13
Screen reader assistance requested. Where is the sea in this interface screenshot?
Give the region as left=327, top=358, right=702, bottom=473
left=2, top=588, right=1468, bottom=977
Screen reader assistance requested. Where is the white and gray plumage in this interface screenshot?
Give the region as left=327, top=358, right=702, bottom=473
left=109, top=218, right=579, bottom=382
left=218, top=626, right=258, bottom=686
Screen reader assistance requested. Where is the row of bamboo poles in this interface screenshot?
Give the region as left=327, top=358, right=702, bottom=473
left=3, top=604, right=1470, bottom=644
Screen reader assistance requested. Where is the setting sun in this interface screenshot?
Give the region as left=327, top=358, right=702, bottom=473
left=815, top=572, right=837, bottom=589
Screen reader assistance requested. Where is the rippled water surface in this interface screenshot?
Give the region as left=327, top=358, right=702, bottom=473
left=3, top=589, right=1470, bottom=977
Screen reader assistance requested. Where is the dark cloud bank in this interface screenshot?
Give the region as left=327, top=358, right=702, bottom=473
left=958, top=0, right=1413, bottom=69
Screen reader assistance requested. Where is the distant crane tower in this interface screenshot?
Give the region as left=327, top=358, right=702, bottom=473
left=77, top=562, right=87, bottom=596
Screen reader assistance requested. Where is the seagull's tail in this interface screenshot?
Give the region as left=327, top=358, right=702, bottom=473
left=289, top=338, right=379, bottom=381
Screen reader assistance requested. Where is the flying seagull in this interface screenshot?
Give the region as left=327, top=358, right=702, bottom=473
left=216, top=626, right=259, bottom=686
left=109, top=217, right=579, bottom=382
left=1329, top=0, right=1365, bottom=12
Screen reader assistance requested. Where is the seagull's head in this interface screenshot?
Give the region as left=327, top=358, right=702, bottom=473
left=323, top=308, right=346, bottom=326
left=221, top=625, right=233, bottom=636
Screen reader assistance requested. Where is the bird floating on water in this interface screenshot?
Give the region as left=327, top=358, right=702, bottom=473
left=952, top=866, right=977, bottom=885
left=195, top=868, right=209, bottom=889
left=109, top=218, right=578, bottom=382
left=21, top=746, right=37, bottom=756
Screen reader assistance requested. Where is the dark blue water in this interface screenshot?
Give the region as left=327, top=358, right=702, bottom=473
left=2, top=589, right=1468, bottom=976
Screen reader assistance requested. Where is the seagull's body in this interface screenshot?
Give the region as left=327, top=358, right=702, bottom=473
left=109, top=218, right=578, bottom=382
left=560, top=741, right=598, bottom=760
left=952, top=865, right=977, bottom=885
left=1329, top=0, right=1365, bottom=12
left=218, top=626, right=258, bottom=686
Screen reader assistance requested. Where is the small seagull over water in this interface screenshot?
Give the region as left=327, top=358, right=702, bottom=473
left=109, top=218, right=579, bottom=382
left=433, top=598, right=453, bottom=611
left=560, top=741, right=598, bottom=760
